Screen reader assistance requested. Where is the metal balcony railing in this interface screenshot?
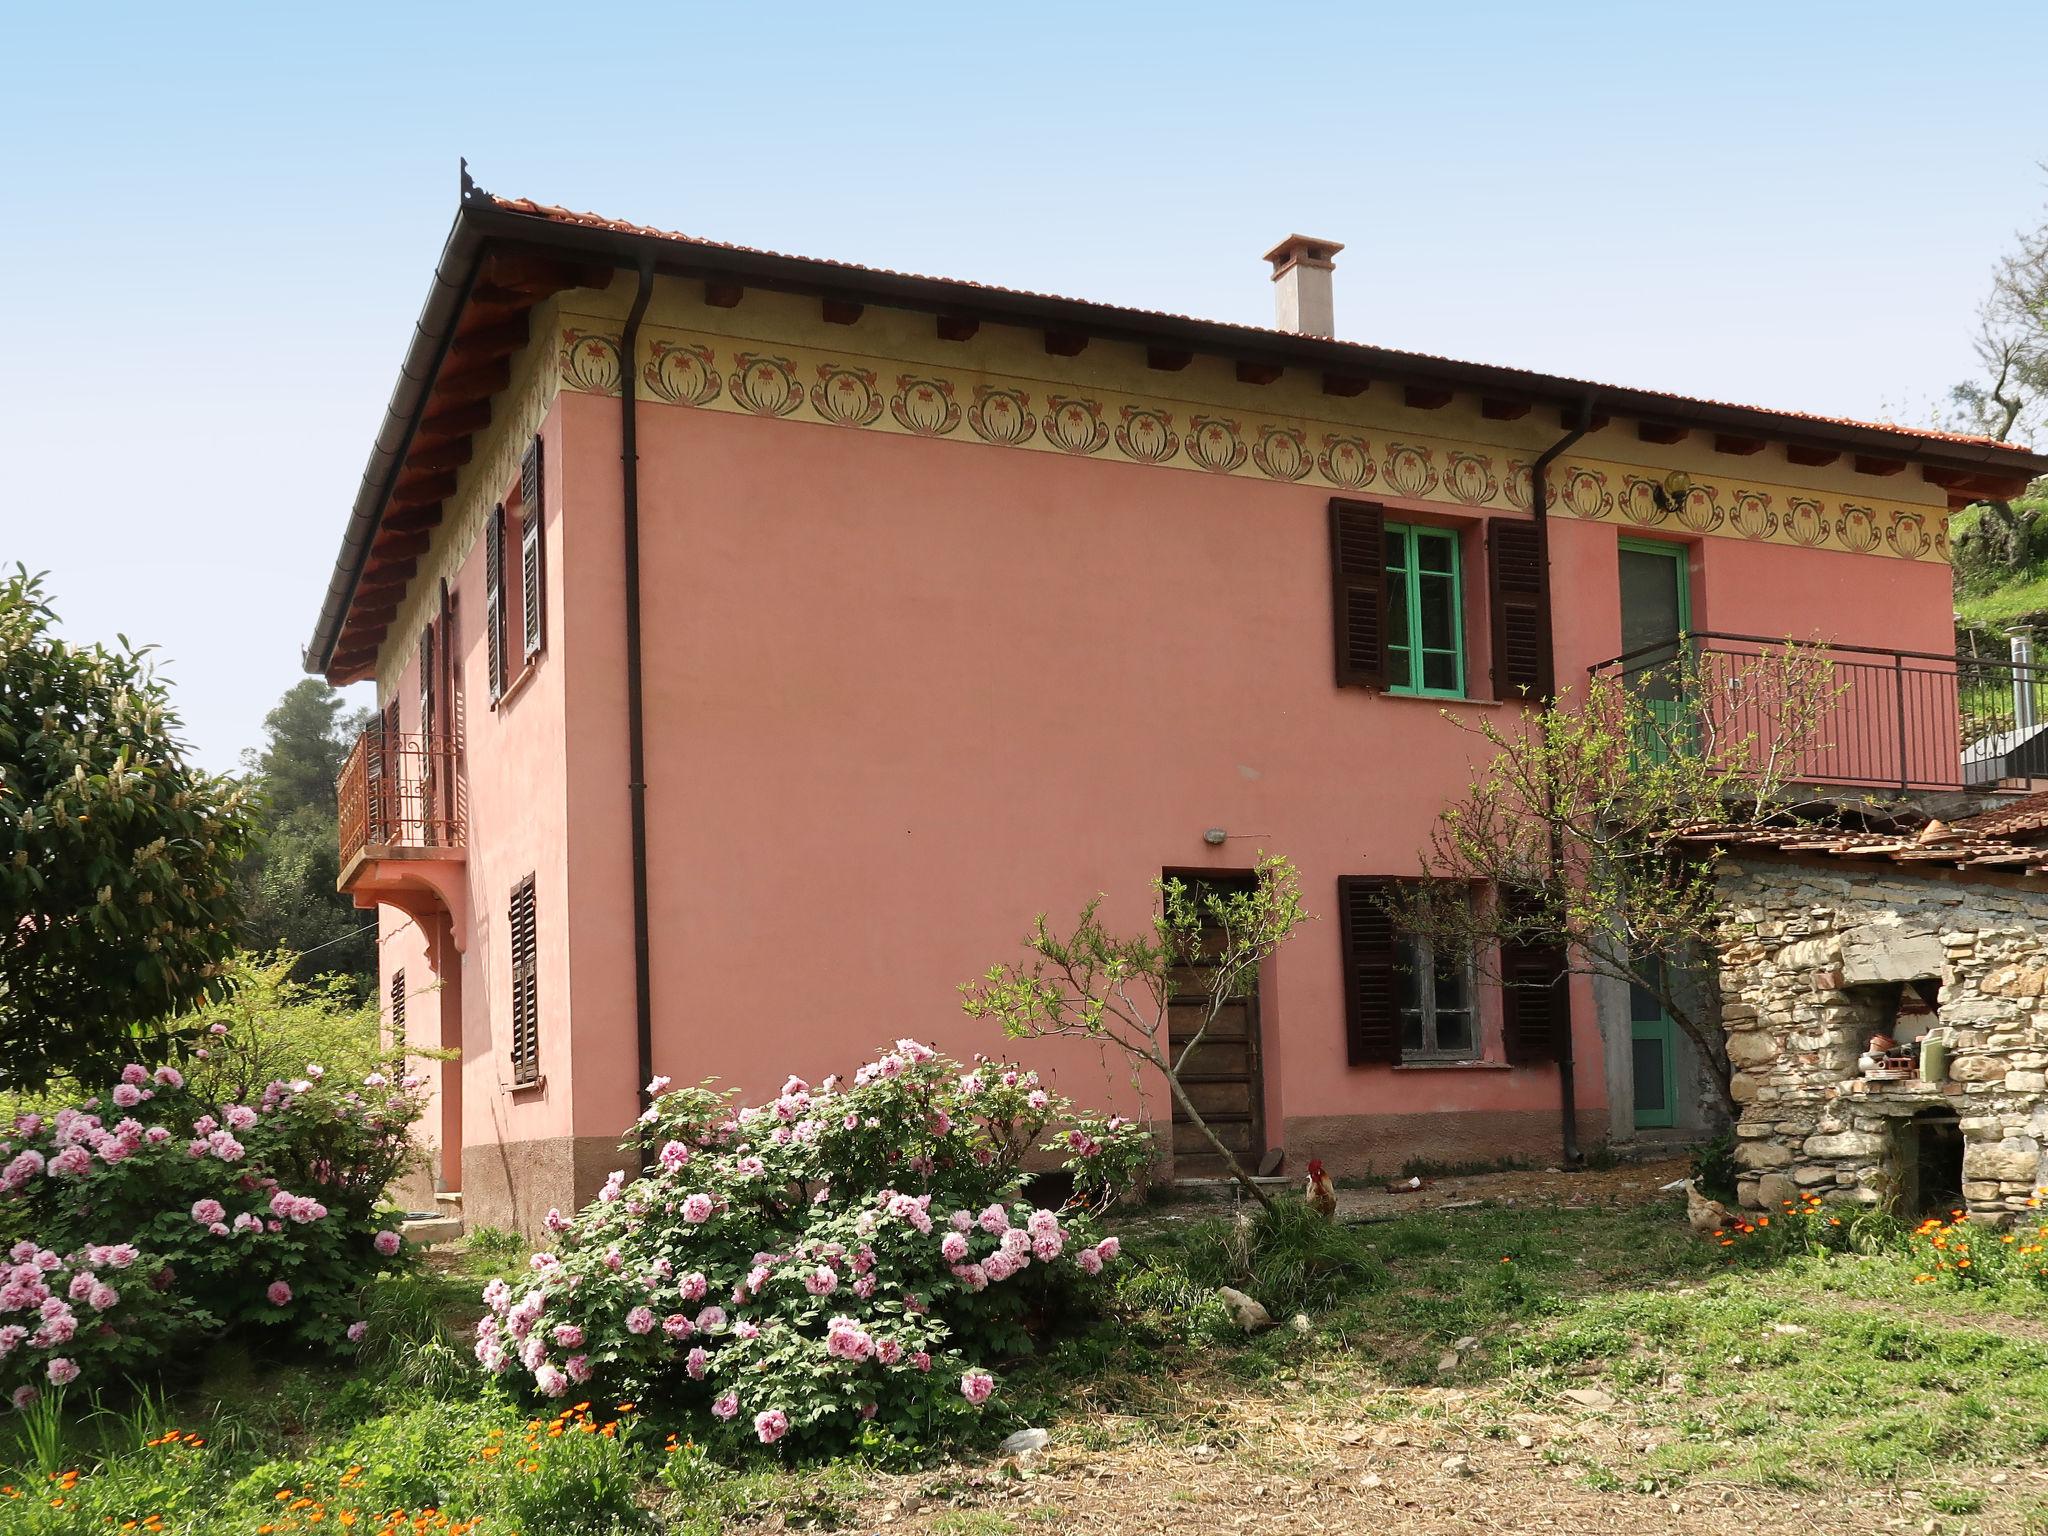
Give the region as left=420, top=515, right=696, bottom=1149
left=337, top=729, right=465, bottom=868
left=1587, top=632, right=2045, bottom=793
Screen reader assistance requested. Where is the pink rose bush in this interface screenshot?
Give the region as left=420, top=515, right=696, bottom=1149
left=0, top=1044, right=423, bottom=1404
left=476, top=1041, right=1147, bottom=1451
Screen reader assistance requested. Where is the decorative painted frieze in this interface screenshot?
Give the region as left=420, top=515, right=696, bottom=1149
left=558, top=322, right=1952, bottom=565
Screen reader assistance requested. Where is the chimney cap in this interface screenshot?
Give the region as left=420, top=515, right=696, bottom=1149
left=1263, top=234, right=1344, bottom=277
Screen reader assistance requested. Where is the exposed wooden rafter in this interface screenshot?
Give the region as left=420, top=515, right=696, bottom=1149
left=1854, top=455, right=1907, bottom=477
left=822, top=299, right=863, bottom=326
left=1146, top=347, right=1193, bottom=372
left=1320, top=373, right=1369, bottom=397
left=936, top=316, right=980, bottom=342
left=1480, top=397, right=1530, bottom=420
left=1404, top=384, right=1454, bottom=411
left=1713, top=434, right=1767, bottom=456
left=1637, top=421, right=1689, bottom=445
left=704, top=281, right=743, bottom=309
left=1235, top=361, right=1283, bottom=386
left=1785, top=445, right=1841, bottom=467
left=1043, top=329, right=1088, bottom=357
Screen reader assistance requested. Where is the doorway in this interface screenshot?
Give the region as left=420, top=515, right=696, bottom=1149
left=1628, top=958, right=1678, bottom=1130
left=1164, top=871, right=1264, bottom=1179
left=1618, top=540, right=1693, bottom=759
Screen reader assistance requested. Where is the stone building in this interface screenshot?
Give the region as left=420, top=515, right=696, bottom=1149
left=1696, top=805, right=2048, bottom=1222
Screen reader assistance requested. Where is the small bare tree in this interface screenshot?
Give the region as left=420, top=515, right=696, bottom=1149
left=1395, top=645, right=1843, bottom=1118
left=961, top=854, right=1307, bottom=1208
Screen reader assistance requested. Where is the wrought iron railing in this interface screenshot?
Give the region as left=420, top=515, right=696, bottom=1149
left=337, top=729, right=465, bottom=868
left=1587, top=632, right=2043, bottom=793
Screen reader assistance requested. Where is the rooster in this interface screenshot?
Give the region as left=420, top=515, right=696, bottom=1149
left=1304, top=1158, right=1339, bottom=1221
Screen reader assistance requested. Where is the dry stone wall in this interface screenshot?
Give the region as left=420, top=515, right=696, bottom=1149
left=1716, top=858, right=2048, bottom=1220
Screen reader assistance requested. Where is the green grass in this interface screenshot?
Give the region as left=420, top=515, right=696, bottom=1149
left=12, top=1201, right=2048, bottom=1527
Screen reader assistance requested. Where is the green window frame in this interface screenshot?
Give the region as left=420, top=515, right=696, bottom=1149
left=1384, top=524, right=1465, bottom=697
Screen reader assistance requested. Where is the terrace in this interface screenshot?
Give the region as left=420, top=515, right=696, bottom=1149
left=1588, top=632, right=2044, bottom=795
left=335, top=727, right=469, bottom=958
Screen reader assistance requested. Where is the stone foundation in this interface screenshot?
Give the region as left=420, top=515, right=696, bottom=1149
left=1717, top=859, right=2048, bottom=1221
left=459, top=1135, right=632, bottom=1238
left=1282, top=1106, right=1607, bottom=1180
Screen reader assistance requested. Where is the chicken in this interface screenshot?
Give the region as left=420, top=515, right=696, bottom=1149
left=1304, top=1158, right=1339, bottom=1221
left=1685, top=1179, right=1735, bottom=1235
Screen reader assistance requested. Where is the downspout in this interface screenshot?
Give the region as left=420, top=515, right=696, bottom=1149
left=1532, top=394, right=1596, bottom=1168
left=620, top=257, right=657, bottom=1114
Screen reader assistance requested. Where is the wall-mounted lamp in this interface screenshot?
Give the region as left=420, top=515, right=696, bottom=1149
left=1203, top=828, right=1228, bottom=847
left=1650, top=469, right=1693, bottom=517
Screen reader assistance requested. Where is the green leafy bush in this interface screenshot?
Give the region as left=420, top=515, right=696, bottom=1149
left=0, top=1044, right=422, bottom=1404
left=478, top=1041, right=1148, bottom=1452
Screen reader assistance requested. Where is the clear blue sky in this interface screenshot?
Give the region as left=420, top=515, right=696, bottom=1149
left=5, top=1, right=2044, bottom=770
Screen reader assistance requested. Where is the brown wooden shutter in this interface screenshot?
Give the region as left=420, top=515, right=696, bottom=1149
left=509, top=875, right=540, bottom=1085
left=389, top=968, right=406, bottom=1035
left=485, top=503, right=506, bottom=701
left=1500, top=930, right=1569, bottom=1064
left=1337, top=876, right=1401, bottom=1065
left=1329, top=499, right=1388, bottom=689
left=1487, top=517, right=1552, bottom=700
left=520, top=436, right=545, bottom=660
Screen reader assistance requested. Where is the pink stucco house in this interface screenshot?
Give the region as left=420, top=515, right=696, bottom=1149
left=307, top=175, right=2048, bottom=1231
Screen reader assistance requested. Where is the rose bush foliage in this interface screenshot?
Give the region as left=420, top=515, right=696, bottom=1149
left=0, top=1043, right=422, bottom=1405
left=477, top=1040, right=1149, bottom=1451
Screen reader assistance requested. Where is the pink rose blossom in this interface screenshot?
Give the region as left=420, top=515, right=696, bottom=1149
left=754, top=1408, right=789, bottom=1444
left=153, top=1066, right=184, bottom=1088
left=977, top=1204, right=1009, bottom=1234
left=266, top=1281, right=292, bottom=1306
left=960, top=1369, right=995, bottom=1406
left=565, top=1354, right=592, bottom=1383
left=551, top=1323, right=584, bottom=1349
left=682, top=1193, right=714, bottom=1224
left=625, top=1306, right=657, bottom=1335
left=111, top=1084, right=143, bottom=1109
left=373, top=1231, right=402, bottom=1257
left=347, top=1321, right=369, bottom=1343
left=804, top=1266, right=838, bottom=1297
left=686, top=1346, right=709, bottom=1379
left=190, top=1199, right=226, bottom=1225
left=46, top=1357, right=79, bottom=1386
left=711, top=1391, right=739, bottom=1421
left=662, top=1313, right=693, bottom=1338
left=912, top=1350, right=932, bottom=1373
left=535, top=1363, right=568, bottom=1397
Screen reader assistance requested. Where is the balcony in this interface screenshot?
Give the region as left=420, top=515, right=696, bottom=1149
left=1588, top=633, right=2042, bottom=794
left=337, top=729, right=470, bottom=957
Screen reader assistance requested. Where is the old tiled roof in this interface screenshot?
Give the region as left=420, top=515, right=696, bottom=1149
left=489, top=196, right=2032, bottom=458
left=1952, top=790, right=2048, bottom=842
left=1677, top=822, right=2048, bottom=879
left=305, top=182, right=2048, bottom=683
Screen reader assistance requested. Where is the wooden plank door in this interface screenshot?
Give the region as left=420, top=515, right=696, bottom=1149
left=1166, top=873, right=1264, bottom=1179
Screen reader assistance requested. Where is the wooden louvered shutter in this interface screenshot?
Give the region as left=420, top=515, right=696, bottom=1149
left=486, top=503, right=506, bottom=701
left=1329, top=499, right=1387, bottom=689
left=1487, top=518, right=1553, bottom=701
left=509, top=876, right=540, bottom=1085
left=1337, top=876, right=1401, bottom=1065
left=520, top=436, right=545, bottom=660
left=389, top=968, right=406, bottom=1035
left=1500, top=922, right=1569, bottom=1064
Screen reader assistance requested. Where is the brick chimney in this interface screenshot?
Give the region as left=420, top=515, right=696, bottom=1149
left=1263, top=234, right=1343, bottom=337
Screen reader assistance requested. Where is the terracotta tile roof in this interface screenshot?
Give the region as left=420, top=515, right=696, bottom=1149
left=1952, top=791, right=2048, bottom=841
left=1677, top=822, right=2048, bottom=879
left=486, top=194, right=2036, bottom=460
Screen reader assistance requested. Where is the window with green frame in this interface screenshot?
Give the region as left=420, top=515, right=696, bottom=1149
left=1383, top=524, right=1464, bottom=697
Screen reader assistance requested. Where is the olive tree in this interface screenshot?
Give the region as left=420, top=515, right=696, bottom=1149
left=0, top=569, right=256, bottom=1088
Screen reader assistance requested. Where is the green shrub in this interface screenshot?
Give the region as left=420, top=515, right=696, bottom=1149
left=478, top=1042, right=1148, bottom=1454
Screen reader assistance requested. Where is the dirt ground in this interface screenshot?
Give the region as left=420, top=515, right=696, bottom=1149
left=732, top=1159, right=2046, bottom=1536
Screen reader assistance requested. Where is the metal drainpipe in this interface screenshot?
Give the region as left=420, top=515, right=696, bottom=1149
left=620, top=257, right=657, bottom=1117
left=1532, top=394, right=1596, bottom=1168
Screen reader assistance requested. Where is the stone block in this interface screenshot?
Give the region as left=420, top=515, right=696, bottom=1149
left=1950, top=1055, right=2009, bottom=1083
left=1804, top=1131, right=1886, bottom=1159
left=1840, top=929, right=1944, bottom=986
left=2007, top=1071, right=2048, bottom=1094
left=1726, top=1033, right=1780, bottom=1068
left=1734, top=1141, right=1793, bottom=1170
left=1963, top=1137, right=2043, bottom=1183
left=1730, top=1073, right=1759, bottom=1104
left=1754, top=1172, right=1800, bottom=1209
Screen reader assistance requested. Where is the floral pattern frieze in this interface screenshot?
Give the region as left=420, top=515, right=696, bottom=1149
left=559, top=324, right=1951, bottom=564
